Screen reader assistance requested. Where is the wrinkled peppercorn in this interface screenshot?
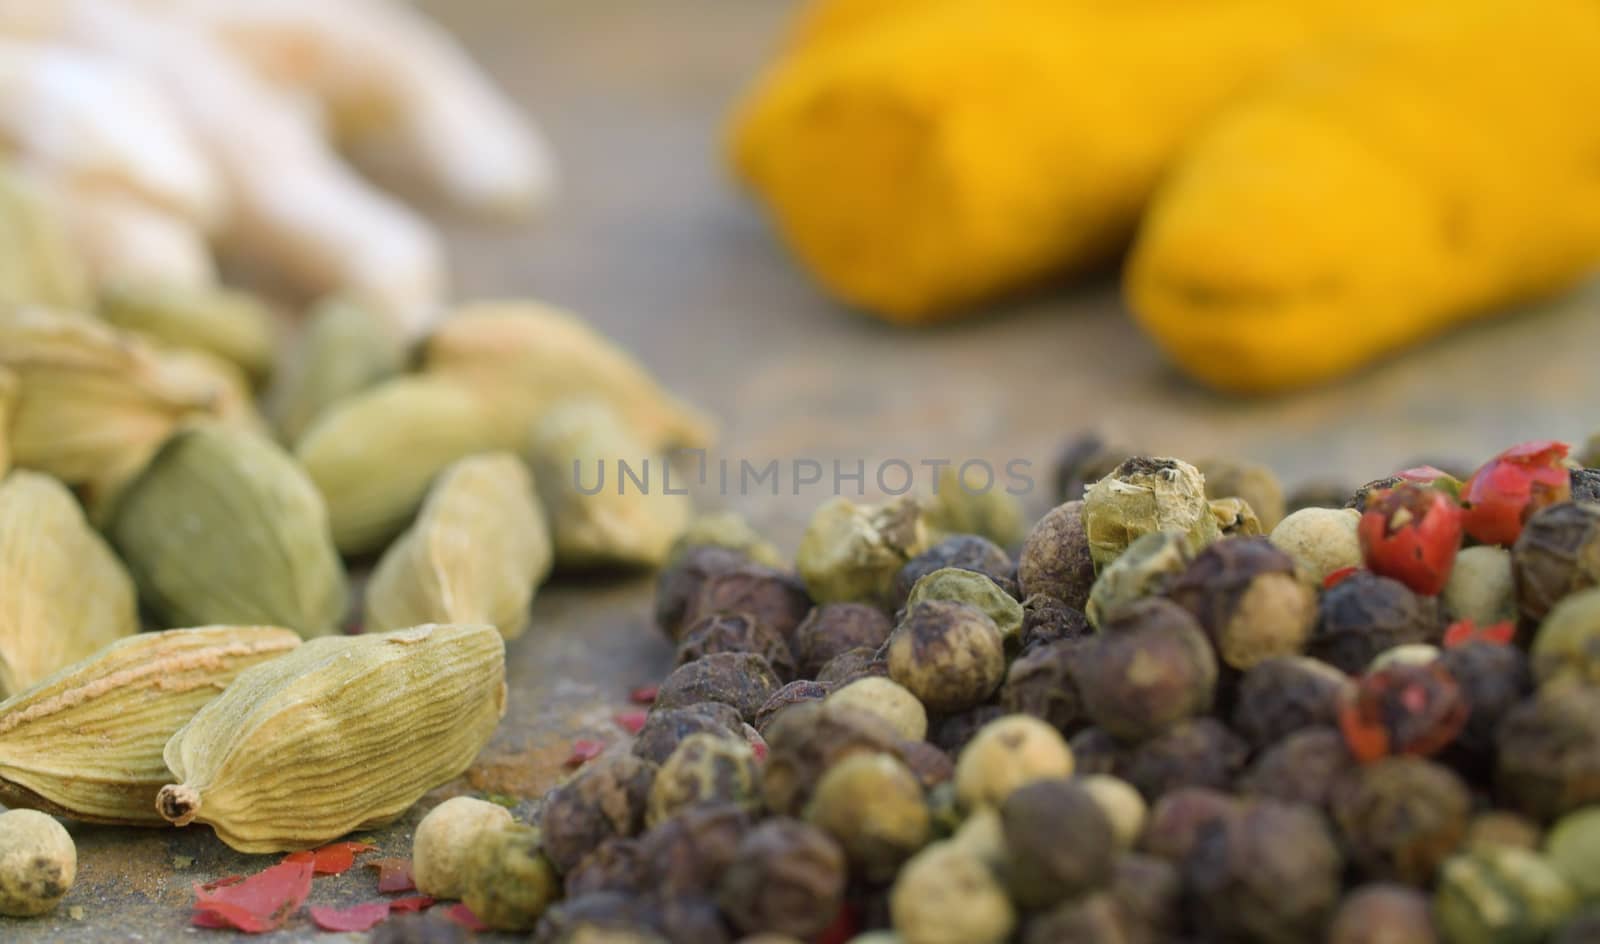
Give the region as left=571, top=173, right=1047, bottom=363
left=1440, top=641, right=1531, bottom=762
left=797, top=496, right=928, bottom=606
left=1083, top=457, right=1220, bottom=568
left=1310, top=572, right=1441, bottom=674
left=752, top=680, right=830, bottom=736
left=1141, top=786, right=1241, bottom=863
left=886, top=600, right=1006, bottom=713
left=791, top=603, right=893, bottom=678
left=760, top=701, right=905, bottom=816
left=1017, top=501, right=1097, bottom=610
left=1238, top=727, right=1356, bottom=810
left=564, top=837, right=647, bottom=898
left=892, top=535, right=1017, bottom=611
left=1076, top=599, right=1217, bottom=742
left=999, top=778, right=1116, bottom=909
left=540, top=753, right=658, bottom=874
left=897, top=739, right=954, bottom=789
left=647, top=733, right=762, bottom=828
left=1339, top=662, right=1469, bottom=763
left=684, top=564, right=812, bottom=643
left=928, top=704, right=1006, bottom=756
left=1167, top=537, right=1316, bottom=670
left=632, top=703, right=744, bottom=765
left=1084, top=531, right=1191, bottom=629
left=954, top=715, right=1076, bottom=811
left=1198, top=457, right=1288, bottom=532
left=904, top=568, right=1024, bottom=644
left=1000, top=636, right=1089, bottom=734
left=1232, top=656, right=1352, bottom=751
left=637, top=803, right=753, bottom=898
left=716, top=819, right=846, bottom=940
left=1573, top=469, right=1600, bottom=506
left=1331, top=756, right=1471, bottom=885
left=1118, top=718, right=1247, bottom=801
left=1495, top=687, right=1600, bottom=822
left=805, top=752, right=931, bottom=882
left=1185, top=800, right=1345, bottom=944
left=1053, top=433, right=1129, bottom=505
left=1327, top=884, right=1436, bottom=944
left=1512, top=502, right=1600, bottom=624
left=675, top=612, right=797, bottom=681
left=655, top=545, right=751, bottom=641
left=652, top=651, right=781, bottom=724
left=1018, top=593, right=1092, bottom=650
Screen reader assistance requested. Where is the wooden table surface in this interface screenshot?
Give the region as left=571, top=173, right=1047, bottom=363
left=8, top=1, right=1600, bottom=939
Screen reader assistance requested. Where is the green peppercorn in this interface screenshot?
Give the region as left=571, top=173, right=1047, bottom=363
left=684, top=563, right=812, bottom=643
left=885, top=600, right=1006, bottom=713
left=1197, top=457, right=1287, bottom=532
left=1513, top=502, right=1600, bottom=624
left=905, top=567, right=1023, bottom=642
left=804, top=751, right=931, bottom=882
left=461, top=824, right=559, bottom=931
left=1496, top=687, right=1600, bottom=822
left=954, top=715, right=1075, bottom=810
left=717, top=819, right=846, bottom=940
left=1532, top=587, right=1600, bottom=688
left=1117, top=718, right=1247, bottom=802
left=1140, top=786, right=1241, bottom=863
left=1017, top=500, right=1097, bottom=610
left=893, top=534, right=1017, bottom=610
left=1238, top=727, right=1356, bottom=810
left=675, top=611, right=797, bottom=681
left=1545, top=807, right=1600, bottom=904
left=792, top=602, right=893, bottom=677
left=653, top=651, right=781, bottom=724
left=753, top=680, right=830, bottom=736
left=1082, top=457, right=1220, bottom=568
left=1268, top=506, right=1363, bottom=584
left=760, top=701, right=904, bottom=816
left=1435, top=846, right=1578, bottom=944
left=1327, top=884, right=1437, bottom=944
left=1231, top=656, right=1353, bottom=752
left=655, top=544, right=751, bottom=641
left=631, top=702, right=743, bottom=765
left=541, top=753, right=658, bottom=874
left=1076, top=599, right=1217, bottom=742
left=999, top=778, right=1116, bottom=909
left=890, top=841, right=1015, bottom=944
left=647, top=732, right=762, bottom=828
left=1084, top=531, right=1190, bottom=629
left=1167, top=537, right=1317, bottom=670
left=1185, top=800, right=1344, bottom=944
left=1445, top=545, right=1518, bottom=628
left=999, top=636, right=1089, bottom=734
left=1330, top=756, right=1471, bottom=885
left=1310, top=571, right=1441, bottom=675
left=797, top=496, right=928, bottom=605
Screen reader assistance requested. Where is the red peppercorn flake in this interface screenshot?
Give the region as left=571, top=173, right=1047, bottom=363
left=752, top=740, right=769, bottom=762
left=365, top=857, right=416, bottom=894
left=388, top=896, right=436, bottom=914
left=614, top=708, right=649, bottom=735
left=1460, top=440, right=1572, bottom=547
left=1442, top=619, right=1516, bottom=649
left=1323, top=566, right=1362, bottom=590
left=1357, top=484, right=1463, bottom=596
left=191, top=859, right=314, bottom=933
left=629, top=684, right=660, bottom=705
left=565, top=738, right=606, bottom=768
left=283, top=840, right=376, bottom=876
left=310, top=902, right=391, bottom=933
left=1338, top=663, right=1469, bottom=764
left=440, top=903, right=490, bottom=932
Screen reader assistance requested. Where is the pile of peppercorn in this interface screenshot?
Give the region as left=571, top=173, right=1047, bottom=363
left=467, top=435, right=1600, bottom=944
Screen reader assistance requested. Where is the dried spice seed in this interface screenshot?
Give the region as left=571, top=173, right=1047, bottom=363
left=1310, top=572, right=1441, bottom=674
left=1512, top=502, right=1600, bottom=624
left=1461, top=441, right=1573, bottom=547
left=999, top=636, right=1090, bottom=735
left=1082, top=457, right=1220, bottom=568
left=1239, top=727, right=1357, bottom=811
left=903, top=568, right=1024, bottom=644
left=684, top=565, right=812, bottom=644
left=805, top=752, right=930, bottom=882
left=1084, top=530, right=1191, bottom=629
left=825, top=677, right=928, bottom=741
left=889, top=842, right=1015, bottom=944
left=1269, top=506, right=1364, bottom=584
left=753, top=680, right=830, bottom=736
left=1327, top=884, right=1436, bottom=944
left=1017, top=593, right=1092, bottom=650
left=1443, top=545, right=1518, bottom=628
left=563, top=837, right=646, bottom=898
left=792, top=603, right=893, bottom=678
left=885, top=600, right=1006, bottom=714
left=539, top=753, right=657, bottom=874
left=646, top=733, right=762, bottom=828
left=631, top=703, right=744, bottom=766
left=1330, top=756, right=1472, bottom=885
left=891, top=535, right=1016, bottom=611
left=1075, top=599, right=1217, bottom=742
left=675, top=612, right=797, bottom=682
left=953, top=715, right=1075, bottom=811
left=1140, top=787, right=1241, bottom=864
left=796, top=497, right=928, bottom=606
left=928, top=704, right=1006, bottom=756
left=1198, top=457, right=1288, bottom=532
left=1531, top=588, right=1600, bottom=688
left=1495, top=687, right=1600, bottom=822
left=1231, top=655, right=1353, bottom=752
left=636, top=803, right=752, bottom=898
left=1434, top=846, right=1577, bottom=944
left=1017, top=501, right=1097, bottom=611
left=814, top=646, right=889, bottom=686
left=1338, top=662, right=1469, bottom=763
left=0, top=810, right=74, bottom=918
left=760, top=701, right=904, bottom=816
left=998, top=778, right=1115, bottom=909
left=1358, top=484, right=1464, bottom=597
left=461, top=824, right=559, bottom=931
left=1116, top=718, right=1247, bottom=801
left=1440, top=641, right=1531, bottom=763
left=655, top=545, right=752, bottom=642
left=1053, top=433, right=1130, bottom=505
left=717, top=819, right=846, bottom=939
left=1167, top=536, right=1317, bottom=669
left=1185, top=800, right=1344, bottom=944
left=652, top=651, right=782, bottom=724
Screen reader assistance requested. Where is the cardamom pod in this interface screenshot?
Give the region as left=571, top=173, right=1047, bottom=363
left=156, top=348, right=273, bottom=441
left=528, top=399, right=692, bottom=569
left=109, top=422, right=349, bottom=637
left=295, top=375, right=509, bottom=556
left=0, top=367, right=16, bottom=478
left=98, top=283, right=278, bottom=386
left=267, top=298, right=404, bottom=444
left=422, top=301, right=714, bottom=452
left=0, top=471, right=138, bottom=698
left=157, top=624, right=507, bottom=853
left=365, top=453, right=552, bottom=639
left=0, top=169, right=91, bottom=312
left=0, top=626, right=301, bottom=825
left=0, top=307, right=222, bottom=502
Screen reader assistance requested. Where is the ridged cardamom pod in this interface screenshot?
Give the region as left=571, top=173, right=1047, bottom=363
left=365, top=453, right=552, bottom=639
left=0, top=471, right=138, bottom=698
left=295, top=376, right=510, bottom=556
left=267, top=298, right=404, bottom=444
left=0, top=307, right=223, bottom=505
left=0, top=626, right=301, bottom=825
left=422, top=301, right=714, bottom=452
left=98, top=283, right=278, bottom=386
left=109, top=423, right=349, bottom=637
left=0, top=367, right=16, bottom=478
left=0, top=169, right=91, bottom=312
left=528, top=399, right=692, bottom=569
left=157, top=624, right=507, bottom=853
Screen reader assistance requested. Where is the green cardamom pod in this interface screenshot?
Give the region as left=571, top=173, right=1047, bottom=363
left=98, top=283, right=278, bottom=386
left=267, top=298, right=404, bottom=444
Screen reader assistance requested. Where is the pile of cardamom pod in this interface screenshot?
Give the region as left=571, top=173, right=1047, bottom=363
left=0, top=232, right=717, bottom=913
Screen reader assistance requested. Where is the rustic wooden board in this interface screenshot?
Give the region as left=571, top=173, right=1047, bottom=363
left=6, top=0, right=1599, bottom=939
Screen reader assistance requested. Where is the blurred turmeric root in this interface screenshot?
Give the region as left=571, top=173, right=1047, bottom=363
left=729, top=0, right=1388, bottom=323
left=1127, top=0, right=1600, bottom=393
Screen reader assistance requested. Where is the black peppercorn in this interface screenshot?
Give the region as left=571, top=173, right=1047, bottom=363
left=1495, top=686, right=1600, bottom=822
left=1017, top=500, right=1097, bottom=610
left=652, top=651, right=781, bottom=724
left=928, top=704, right=1006, bottom=756
left=1166, top=537, right=1316, bottom=670
left=1238, top=727, right=1356, bottom=810
left=632, top=703, right=744, bottom=766
left=813, top=646, right=889, bottom=686
left=675, top=612, right=797, bottom=681
left=1141, top=786, right=1241, bottom=863
left=1231, top=655, right=1352, bottom=752
left=1185, top=800, right=1345, bottom=944
left=683, top=563, right=812, bottom=642
left=897, top=739, right=955, bottom=788
left=792, top=603, right=893, bottom=678
left=1018, top=593, right=1092, bottom=651
left=1076, top=599, right=1217, bottom=742
left=1330, top=756, right=1471, bottom=885
left=716, top=819, right=846, bottom=940
left=564, top=837, right=647, bottom=898
left=647, top=733, right=762, bottom=827
left=1000, top=778, right=1117, bottom=909
left=1053, top=433, right=1130, bottom=505
left=1512, top=502, right=1600, bottom=623
left=1440, top=641, right=1532, bottom=762
left=540, top=753, right=658, bottom=874
left=655, top=545, right=751, bottom=641
left=1309, top=571, right=1441, bottom=674
left=1327, top=883, right=1436, bottom=944
left=752, top=680, right=830, bottom=736
left=1573, top=469, right=1600, bottom=506
left=885, top=600, right=1006, bottom=713
left=760, top=701, right=904, bottom=816
left=892, top=534, right=1017, bottom=610
left=1000, top=636, right=1090, bottom=734
left=637, top=803, right=753, bottom=898
left=1068, top=726, right=1126, bottom=777
left=1118, top=718, right=1247, bottom=802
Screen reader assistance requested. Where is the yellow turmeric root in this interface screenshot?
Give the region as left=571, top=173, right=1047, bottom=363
left=1127, top=1, right=1600, bottom=393
left=729, top=0, right=1389, bottom=323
